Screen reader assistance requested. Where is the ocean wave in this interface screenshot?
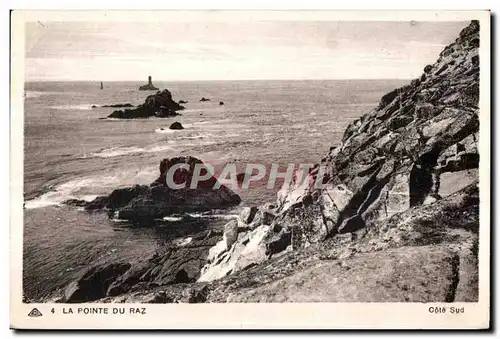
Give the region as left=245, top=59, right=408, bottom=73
left=25, top=90, right=67, bottom=99
left=50, top=104, right=94, bottom=111
left=162, top=216, right=183, bottom=222
left=82, top=145, right=175, bottom=158
left=25, top=192, right=98, bottom=210
left=24, top=174, right=126, bottom=209
left=147, top=145, right=175, bottom=153
left=162, top=212, right=238, bottom=222
left=178, top=135, right=204, bottom=140
left=25, top=91, right=44, bottom=99
left=24, top=168, right=158, bottom=210
left=154, top=128, right=176, bottom=134
left=103, top=118, right=125, bottom=121
left=83, top=147, right=145, bottom=158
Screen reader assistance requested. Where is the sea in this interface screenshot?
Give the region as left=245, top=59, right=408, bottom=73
left=22, top=79, right=408, bottom=300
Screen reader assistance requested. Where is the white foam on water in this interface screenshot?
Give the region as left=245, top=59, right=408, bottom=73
left=83, top=146, right=145, bottom=158
left=155, top=128, right=176, bottom=134
left=178, top=135, right=204, bottom=140
left=25, top=90, right=69, bottom=98
left=186, top=213, right=239, bottom=220
left=25, top=91, right=43, bottom=98
left=82, top=142, right=179, bottom=159
left=24, top=188, right=99, bottom=210
left=24, top=174, right=128, bottom=210
left=50, top=104, right=94, bottom=111
left=147, top=145, right=174, bottom=153
left=172, top=237, right=193, bottom=247
left=163, top=216, right=183, bottom=222
left=111, top=218, right=131, bottom=223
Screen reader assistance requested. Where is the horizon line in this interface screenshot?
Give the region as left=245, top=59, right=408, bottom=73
left=24, top=77, right=414, bottom=82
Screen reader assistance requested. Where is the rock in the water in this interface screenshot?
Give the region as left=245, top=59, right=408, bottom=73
left=219, top=101, right=224, bottom=105
left=199, top=97, right=211, bottom=102
left=139, top=75, right=159, bottom=91
left=108, top=89, right=184, bottom=119
left=169, top=122, right=184, bottom=130
left=102, top=103, right=134, bottom=108
left=81, top=156, right=241, bottom=221
left=179, top=100, right=188, bottom=104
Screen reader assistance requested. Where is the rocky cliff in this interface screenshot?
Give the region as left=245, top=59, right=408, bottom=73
left=58, top=21, right=480, bottom=303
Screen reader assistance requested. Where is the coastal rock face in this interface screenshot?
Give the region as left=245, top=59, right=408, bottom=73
left=65, top=263, right=132, bottom=303
left=72, top=156, right=241, bottom=221
left=108, top=89, right=184, bottom=119
left=192, top=20, right=480, bottom=300
left=60, top=229, right=223, bottom=303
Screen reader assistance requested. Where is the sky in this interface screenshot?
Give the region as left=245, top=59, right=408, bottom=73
left=25, top=20, right=468, bottom=81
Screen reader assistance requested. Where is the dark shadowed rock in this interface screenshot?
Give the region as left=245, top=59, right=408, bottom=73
left=102, top=103, right=134, bottom=108
left=424, top=64, right=433, bottom=73
left=79, top=156, right=241, bottom=221
left=169, top=122, right=184, bottom=130
left=64, top=263, right=131, bottom=303
left=179, top=100, right=188, bottom=104
left=199, top=97, right=211, bottom=102
left=108, top=89, right=184, bottom=119
left=219, top=101, right=224, bottom=105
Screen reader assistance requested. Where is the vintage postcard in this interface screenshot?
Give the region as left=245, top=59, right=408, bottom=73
left=10, top=10, right=490, bottom=329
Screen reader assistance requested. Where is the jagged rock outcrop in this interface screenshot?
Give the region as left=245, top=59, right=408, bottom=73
left=65, top=156, right=241, bottom=221
left=108, top=89, right=184, bottom=119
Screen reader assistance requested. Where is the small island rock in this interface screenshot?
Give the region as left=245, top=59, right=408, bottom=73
left=169, top=122, right=184, bottom=130
left=139, top=75, right=159, bottom=91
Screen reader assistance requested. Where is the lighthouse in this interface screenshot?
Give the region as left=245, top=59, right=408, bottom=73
left=139, top=75, right=159, bottom=91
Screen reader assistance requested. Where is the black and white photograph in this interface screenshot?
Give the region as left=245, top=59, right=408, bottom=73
left=10, top=10, right=490, bottom=329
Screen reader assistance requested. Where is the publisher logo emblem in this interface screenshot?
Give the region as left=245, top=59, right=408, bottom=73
left=28, top=308, right=42, bottom=317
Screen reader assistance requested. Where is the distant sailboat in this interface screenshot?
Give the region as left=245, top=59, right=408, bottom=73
left=100, top=81, right=104, bottom=90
